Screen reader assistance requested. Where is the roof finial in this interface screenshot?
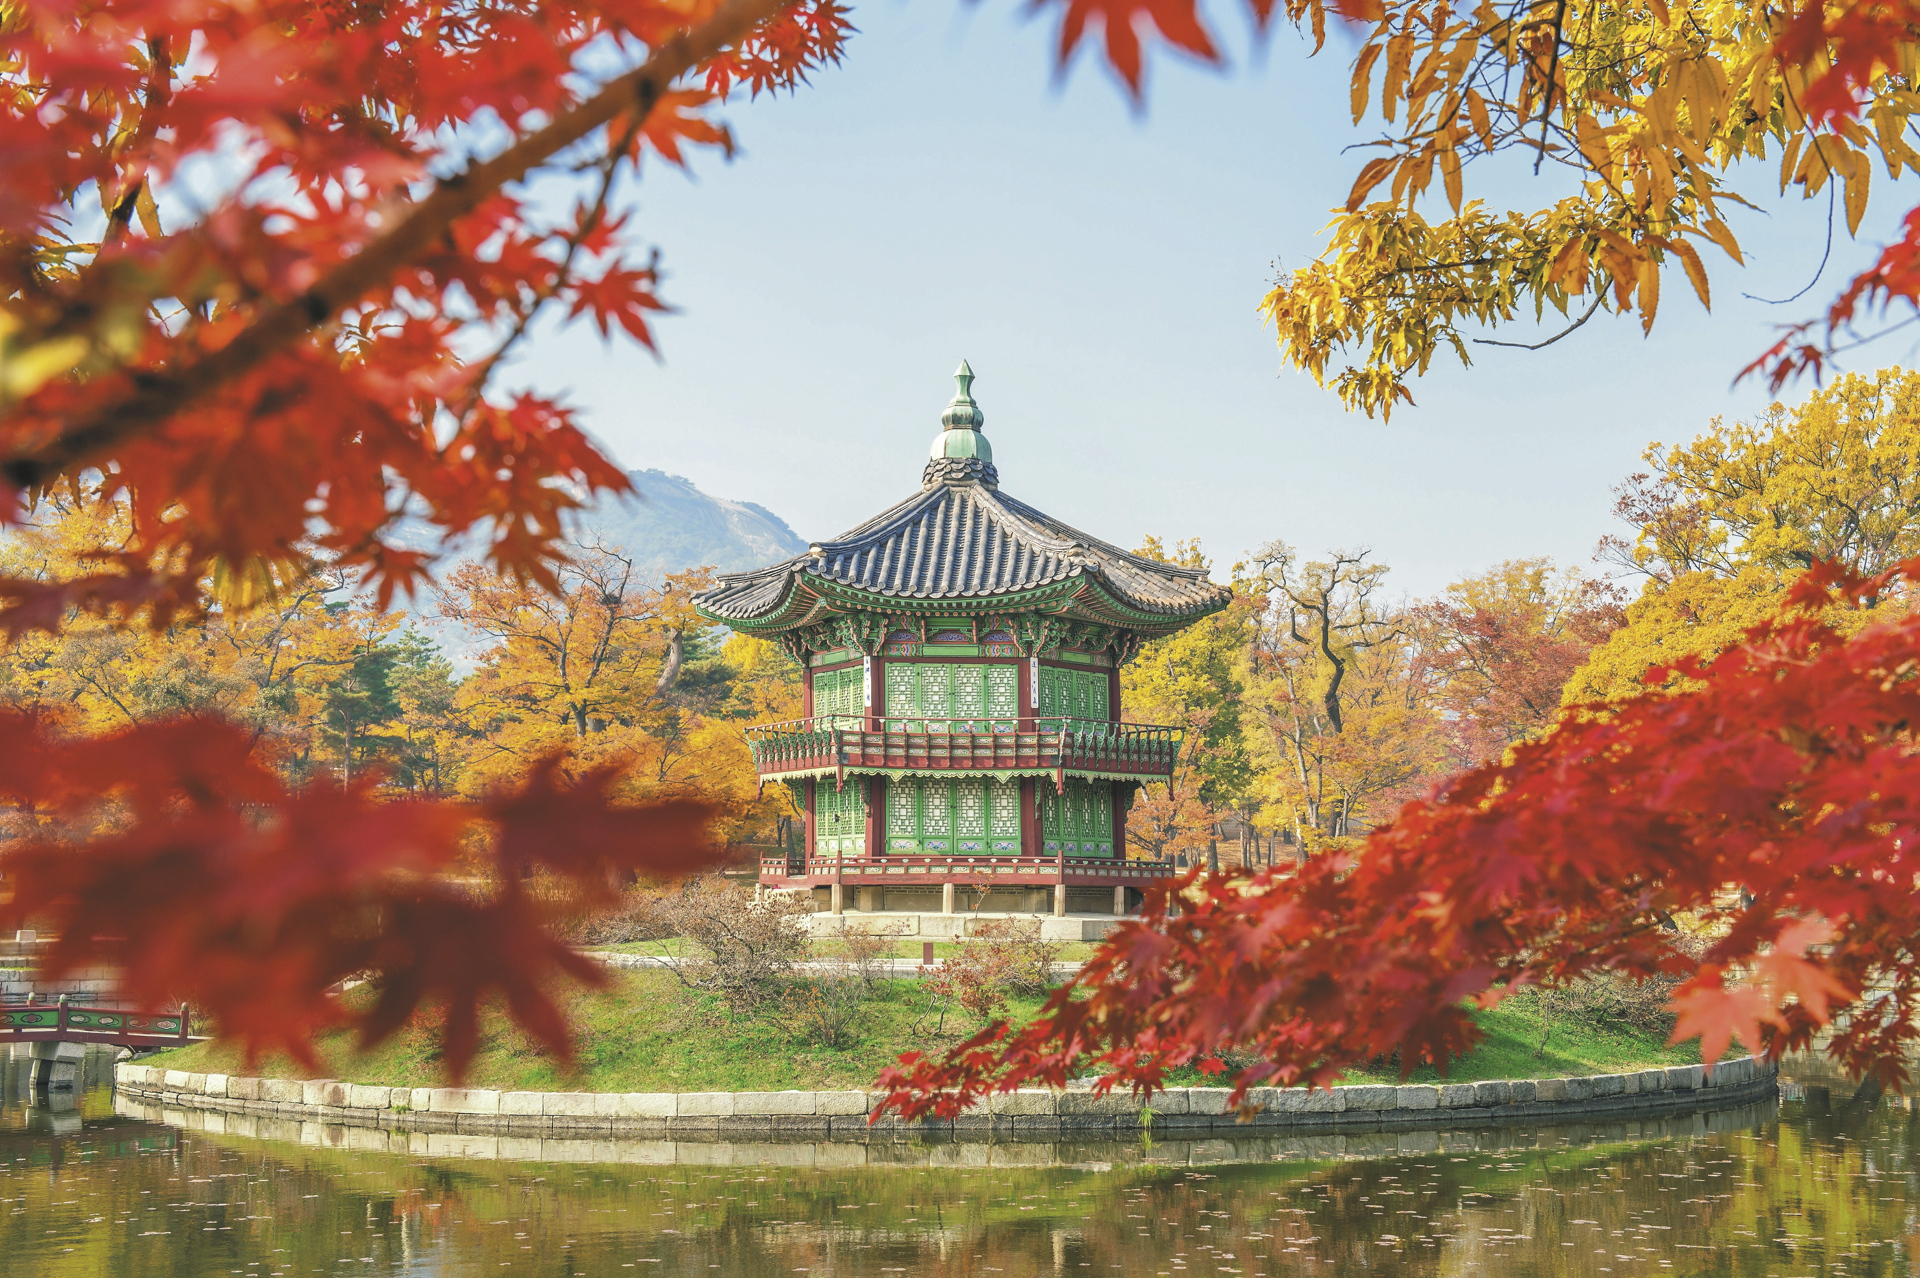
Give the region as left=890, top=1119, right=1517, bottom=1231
left=925, top=359, right=997, bottom=488
left=941, top=359, right=985, bottom=430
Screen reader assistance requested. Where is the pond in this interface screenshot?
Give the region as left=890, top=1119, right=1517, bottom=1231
left=1, top=1050, right=1910, bottom=1277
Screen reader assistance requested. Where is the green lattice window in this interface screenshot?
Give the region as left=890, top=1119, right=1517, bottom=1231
left=883, top=662, right=1019, bottom=732
left=812, top=665, right=864, bottom=727
left=1037, top=666, right=1110, bottom=731
left=814, top=778, right=867, bottom=856
left=1041, top=778, right=1115, bottom=857
left=887, top=777, right=1021, bottom=854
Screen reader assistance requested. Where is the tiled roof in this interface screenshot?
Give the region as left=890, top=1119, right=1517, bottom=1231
left=694, top=480, right=1229, bottom=624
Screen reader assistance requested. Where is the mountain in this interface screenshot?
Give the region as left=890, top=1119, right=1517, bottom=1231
left=582, top=470, right=806, bottom=576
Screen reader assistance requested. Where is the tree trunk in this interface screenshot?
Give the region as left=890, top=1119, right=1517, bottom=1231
left=655, top=629, right=685, bottom=696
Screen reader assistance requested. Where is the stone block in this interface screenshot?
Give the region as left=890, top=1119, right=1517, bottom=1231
left=1341, top=1085, right=1399, bottom=1112
left=605, top=1093, right=673, bottom=1120
left=202, top=1074, right=230, bottom=1098
left=408, top=1088, right=433, bottom=1112
left=1146, top=1090, right=1191, bottom=1115
left=1057, top=1091, right=1138, bottom=1118
left=542, top=1092, right=598, bottom=1117
left=733, top=1091, right=818, bottom=1117
left=987, top=1090, right=1057, bottom=1117
left=1396, top=1085, right=1440, bottom=1110
left=164, top=1069, right=192, bottom=1091
left=1471, top=1080, right=1510, bottom=1107
left=500, top=1091, right=543, bottom=1117
left=1534, top=1078, right=1568, bottom=1102
left=1590, top=1074, right=1625, bottom=1098
left=815, top=1090, right=870, bottom=1116
left=261, top=1078, right=305, bottom=1105
left=346, top=1085, right=392, bottom=1110
left=1665, top=1065, right=1702, bottom=1091
left=918, top=915, right=966, bottom=939
left=1564, top=1077, right=1593, bottom=1101
left=1185, top=1089, right=1233, bottom=1116
left=428, top=1088, right=499, bottom=1115
left=1438, top=1083, right=1477, bottom=1109
left=676, top=1092, right=735, bottom=1117
left=1620, top=1072, right=1640, bottom=1095
left=1266, top=1087, right=1341, bottom=1115
left=1636, top=1069, right=1666, bottom=1094
left=227, top=1076, right=262, bottom=1101
left=306, top=1081, right=347, bottom=1108
left=844, top=916, right=916, bottom=936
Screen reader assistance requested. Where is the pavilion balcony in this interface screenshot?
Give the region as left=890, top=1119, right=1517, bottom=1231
left=743, top=716, right=1183, bottom=783
left=756, top=851, right=1182, bottom=889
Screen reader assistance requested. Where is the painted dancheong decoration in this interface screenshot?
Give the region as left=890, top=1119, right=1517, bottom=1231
left=694, top=363, right=1230, bottom=915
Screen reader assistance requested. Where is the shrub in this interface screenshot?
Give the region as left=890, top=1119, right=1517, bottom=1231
left=924, top=940, right=1023, bottom=1034
left=830, top=921, right=907, bottom=989
left=970, top=918, right=1065, bottom=994
left=568, top=883, right=675, bottom=946
left=787, top=970, right=865, bottom=1049
left=657, top=876, right=815, bottom=1010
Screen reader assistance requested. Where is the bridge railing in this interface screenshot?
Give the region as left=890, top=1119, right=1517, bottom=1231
left=0, top=1003, right=196, bottom=1048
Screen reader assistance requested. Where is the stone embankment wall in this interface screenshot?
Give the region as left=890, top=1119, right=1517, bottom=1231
left=115, top=1056, right=1776, bottom=1140
left=0, top=935, right=120, bottom=1004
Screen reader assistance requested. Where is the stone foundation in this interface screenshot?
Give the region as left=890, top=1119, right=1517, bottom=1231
left=115, top=1055, right=1779, bottom=1141
left=801, top=911, right=1121, bottom=941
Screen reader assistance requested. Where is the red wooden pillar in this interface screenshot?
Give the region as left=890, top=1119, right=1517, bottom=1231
left=803, top=778, right=817, bottom=869
left=1107, top=663, right=1122, bottom=725
left=865, top=776, right=884, bottom=861
left=1017, top=654, right=1036, bottom=733
left=1020, top=777, right=1041, bottom=859
left=1112, top=781, right=1127, bottom=860
left=802, top=656, right=814, bottom=720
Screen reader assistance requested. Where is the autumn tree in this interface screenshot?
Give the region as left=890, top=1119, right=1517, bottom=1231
left=1571, top=369, right=1920, bottom=700
left=1258, top=0, right=1920, bottom=412
left=1119, top=538, right=1253, bottom=858
left=1412, top=558, right=1622, bottom=768
left=14, top=0, right=1920, bottom=1085
left=1242, top=542, right=1447, bottom=844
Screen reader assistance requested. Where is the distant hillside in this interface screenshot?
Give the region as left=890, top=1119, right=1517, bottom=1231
left=583, top=470, right=805, bottom=575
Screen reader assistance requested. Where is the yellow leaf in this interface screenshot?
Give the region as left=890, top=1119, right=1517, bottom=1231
left=1671, top=238, right=1711, bottom=310
left=1842, top=148, right=1870, bottom=235
left=1352, top=45, right=1383, bottom=124
left=1439, top=144, right=1462, bottom=213
left=0, top=335, right=88, bottom=400
left=1382, top=32, right=1415, bottom=125
left=1701, top=216, right=1744, bottom=264
left=1639, top=255, right=1661, bottom=333
left=1779, top=132, right=1804, bottom=193
left=1466, top=87, right=1492, bottom=145
left=1345, top=156, right=1398, bottom=211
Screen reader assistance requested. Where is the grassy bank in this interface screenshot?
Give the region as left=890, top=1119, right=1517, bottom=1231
left=148, top=971, right=1697, bottom=1094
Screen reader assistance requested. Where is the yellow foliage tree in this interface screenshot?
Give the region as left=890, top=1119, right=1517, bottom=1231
left=1569, top=368, right=1920, bottom=700
left=1241, top=542, right=1450, bottom=847
left=0, top=492, right=400, bottom=777
left=440, top=545, right=786, bottom=845
left=1257, top=0, right=1920, bottom=416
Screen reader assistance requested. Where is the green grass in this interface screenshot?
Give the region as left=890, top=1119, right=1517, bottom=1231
left=148, top=971, right=1051, bottom=1093
left=1303, top=992, right=1698, bottom=1086
left=148, top=973, right=1696, bottom=1095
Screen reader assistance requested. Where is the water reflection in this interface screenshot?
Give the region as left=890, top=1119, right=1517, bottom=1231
left=2, top=1061, right=1912, bottom=1278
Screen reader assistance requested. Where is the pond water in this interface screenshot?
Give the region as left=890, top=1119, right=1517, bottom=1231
left=1, top=1051, right=1912, bottom=1278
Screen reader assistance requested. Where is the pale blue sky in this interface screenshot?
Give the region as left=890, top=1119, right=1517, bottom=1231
left=513, top=1, right=1917, bottom=596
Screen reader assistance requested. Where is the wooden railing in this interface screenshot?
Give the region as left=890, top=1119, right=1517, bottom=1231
left=744, top=717, right=1182, bottom=780
left=0, top=1002, right=196, bottom=1047
left=758, top=855, right=1181, bottom=884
